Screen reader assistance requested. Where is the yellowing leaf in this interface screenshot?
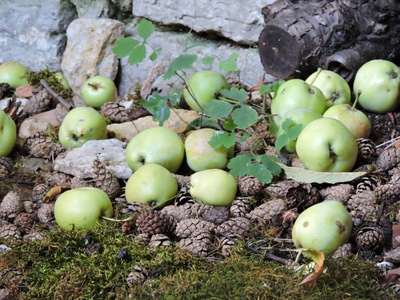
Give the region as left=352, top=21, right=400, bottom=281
left=276, top=162, right=368, bottom=184
left=298, top=248, right=325, bottom=286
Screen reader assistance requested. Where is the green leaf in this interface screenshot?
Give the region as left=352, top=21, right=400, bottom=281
left=268, top=118, right=279, bottom=136
left=219, top=60, right=236, bottom=72
left=141, top=93, right=165, bottom=111
left=287, top=124, right=303, bottom=140
left=275, top=134, right=289, bottom=151
left=209, top=131, right=236, bottom=149
left=232, top=105, right=258, bottom=129
left=137, top=19, right=155, bottom=41
left=227, top=154, right=253, bottom=177
left=152, top=101, right=170, bottom=127
left=168, top=91, right=181, bottom=107
left=220, top=87, right=247, bottom=103
left=183, top=117, right=222, bottom=134
left=113, top=38, right=139, bottom=59
left=223, top=118, right=237, bottom=131
left=275, top=162, right=369, bottom=184
left=202, top=56, right=214, bottom=66
left=259, top=155, right=282, bottom=176
left=163, top=54, right=198, bottom=80
left=149, top=51, right=158, bottom=61
left=272, top=80, right=285, bottom=94
left=240, top=133, right=250, bottom=142
left=259, top=83, right=273, bottom=95
left=203, top=99, right=234, bottom=119
left=230, top=52, right=239, bottom=60
left=128, top=44, right=146, bottom=65
left=247, top=162, right=273, bottom=185
left=281, top=118, right=294, bottom=131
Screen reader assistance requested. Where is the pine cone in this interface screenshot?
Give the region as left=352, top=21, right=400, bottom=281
left=23, top=231, right=45, bottom=242
left=356, top=175, right=381, bottom=193
left=46, top=171, right=72, bottom=187
left=374, top=147, right=400, bottom=171
left=0, top=192, right=23, bottom=221
left=175, top=218, right=215, bottom=238
left=100, top=102, right=132, bottom=123
left=375, top=183, right=400, bottom=205
left=347, top=191, right=379, bottom=224
left=55, top=103, right=69, bottom=123
left=25, top=131, right=64, bottom=159
left=178, top=228, right=212, bottom=257
left=37, top=203, right=54, bottom=223
left=265, top=180, right=319, bottom=211
left=135, top=210, right=176, bottom=236
left=319, top=184, right=355, bottom=204
left=230, top=197, right=252, bottom=217
left=126, top=263, right=150, bottom=286
left=331, top=243, right=353, bottom=260
left=0, top=157, right=14, bottom=178
left=356, top=138, right=377, bottom=161
left=247, top=199, right=287, bottom=224
left=0, top=224, right=21, bottom=240
left=92, top=157, right=121, bottom=199
left=71, top=95, right=87, bottom=107
left=173, top=174, right=190, bottom=190
left=356, top=225, right=385, bottom=251
left=200, top=205, right=230, bottom=225
left=70, top=177, right=96, bottom=189
left=24, top=87, right=52, bottom=115
left=237, top=175, right=263, bottom=196
left=173, top=185, right=193, bottom=205
left=220, top=235, right=237, bottom=256
left=216, top=217, right=252, bottom=238
left=31, top=183, right=49, bottom=204
left=13, top=213, right=39, bottom=234
left=148, top=234, right=171, bottom=249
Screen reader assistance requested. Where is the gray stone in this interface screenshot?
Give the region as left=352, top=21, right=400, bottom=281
left=0, top=0, right=76, bottom=71
left=53, top=139, right=132, bottom=179
left=60, top=18, right=124, bottom=95
left=131, top=0, right=275, bottom=45
left=117, top=28, right=274, bottom=97
left=69, top=0, right=117, bottom=18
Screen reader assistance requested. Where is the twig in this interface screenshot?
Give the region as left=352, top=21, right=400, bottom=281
left=216, top=231, right=288, bottom=264
left=40, top=79, right=73, bottom=110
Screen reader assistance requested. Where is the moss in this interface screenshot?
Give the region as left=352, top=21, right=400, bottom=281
left=0, top=221, right=397, bottom=300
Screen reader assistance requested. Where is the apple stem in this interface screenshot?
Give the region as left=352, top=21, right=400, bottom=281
left=308, top=67, right=322, bottom=86
left=352, top=90, right=361, bottom=110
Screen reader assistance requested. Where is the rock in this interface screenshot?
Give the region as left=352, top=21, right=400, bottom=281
left=60, top=18, right=124, bottom=95
left=107, top=108, right=199, bottom=141
left=69, top=0, right=118, bottom=18
left=131, top=0, right=276, bottom=44
left=17, top=118, right=52, bottom=147
left=30, top=108, right=61, bottom=127
left=0, top=0, right=76, bottom=71
left=53, top=139, right=132, bottom=179
left=118, top=28, right=273, bottom=97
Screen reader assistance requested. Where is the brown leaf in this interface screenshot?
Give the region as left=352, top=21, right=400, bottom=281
left=43, top=183, right=71, bottom=202
left=299, top=249, right=325, bottom=286
left=16, top=84, right=35, bottom=98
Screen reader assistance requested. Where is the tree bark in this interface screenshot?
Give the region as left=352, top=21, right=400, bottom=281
left=258, top=0, right=400, bottom=81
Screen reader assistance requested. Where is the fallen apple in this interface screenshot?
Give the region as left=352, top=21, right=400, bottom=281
left=58, top=107, right=107, bottom=149
left=183, top=71, right=229, bottom=112
left=0, top=61, right=29, bottom=89
left=81, top=75, right=117, bottom=109
left=0, top=109, right=17, bottom=156
left=125, top=126, right=185, bottom=173
left=185, top=128, right=234, bottom=172
left=190, top=169, right=237, bottom=206
left=125, top=164, right=178, bottom=207
left=296, top=117, right=358, bottom=172
left=292, top=201, right=353, bottom=255
left=54, top=187, right=113, bottom=230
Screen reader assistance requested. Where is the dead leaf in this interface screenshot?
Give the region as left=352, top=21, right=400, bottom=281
left=16, top=84, right=35, bottom=98
left=43, top=183, right=71, bottom=202
left=298, top=248, right=325, bottom=286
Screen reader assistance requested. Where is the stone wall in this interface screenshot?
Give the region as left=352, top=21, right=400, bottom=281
left=0, top=0, right=276, bottom=97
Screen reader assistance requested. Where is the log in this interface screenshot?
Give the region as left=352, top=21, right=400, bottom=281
left=258, top=0, right=400, bottom=81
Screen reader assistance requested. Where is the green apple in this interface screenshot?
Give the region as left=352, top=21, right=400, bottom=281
left=81, top=75, right=117, bottom=109
left=276, top=108, right=322, bottom=153
left=55, top=72, right=71, bottom=90
left=0, top=61, right=29, bottom=88
left=296, top=118, right=358, bottom=172
left=271, top=79, right=327, bottom=125
left=58, top=107, right=107, bottom=149
left=190, top=169, right=237, bottom=206
left=0, top=109, right=16, bottom=156
left=353, top=59, right=400, bottom=113
left=292, top=201, right=353, bottom=255
left=183, top=71, right=229, bottom=112
left=306, top=69, right=351, bottom=108
left=323, top=104, right=371, bottom=139
left=125, top=164, right=178, bottom=207
left=125, top=127, right=184, bottom=173
left=54, top=187, right=113, bottom=230
left=185, top=128, right=234, bottom=172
